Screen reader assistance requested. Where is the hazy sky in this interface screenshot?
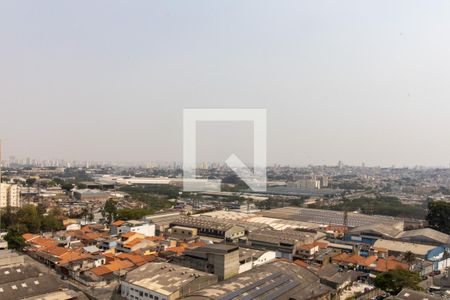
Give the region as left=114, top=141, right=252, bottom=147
left=1, top=1, right=450, bottom=167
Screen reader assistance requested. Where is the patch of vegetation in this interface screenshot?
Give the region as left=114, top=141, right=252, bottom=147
left=118, top=185, right=174, bottom=213
left=119, top=184, right=181, bottom=199
left=374, top=269, right=421, bottom=295
left=117, top=208, right=156, bottom=220
left=1, top=205, right=65, bottom=249
left=427, top=201, right=450, bottom=234
left=309, top=196, right=426, bottom=219
left=221, top=175, right=250, bottom=191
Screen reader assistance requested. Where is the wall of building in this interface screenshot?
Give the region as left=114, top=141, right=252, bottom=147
left=0, top=183, right=20, bottom=208
left=119, top=223, right=156, bottom=237
left=129, top=224, right=156, bottom=237
left=238, top=251, right=276, bottom=274
left=121, top=282, right=169, bottom=300
left=170, top=227, right=198, bottom=240
left=208, top=250, right=240, bottom=281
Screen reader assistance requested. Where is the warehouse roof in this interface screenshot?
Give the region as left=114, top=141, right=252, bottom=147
left=171, top=216, right=246, bottom=232
left=390, top=288, right=441, bottom=300
left=247, top=228, right=323, bottom=246
left=0, top=275, right=60, bottom=300
left=183, top=261, right=332, bottom=300
left=262, top=207, right=405, bottom=228
left=395, top=228, right=450, bottom=244
left=0, top=266, right=40, bottom=285
left=373, top=239, right=436, bottom=256
left=349, top=223, right=404, bottom=238
left=124, top=262, right=216, bottom=296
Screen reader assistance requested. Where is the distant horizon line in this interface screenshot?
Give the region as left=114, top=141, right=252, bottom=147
left=1, top=157, right=450, bottom=170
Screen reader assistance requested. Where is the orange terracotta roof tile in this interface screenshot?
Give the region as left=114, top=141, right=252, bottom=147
left=375, top=258, right=409, bottom=272
left=124, top=238, right=144, bottom=248
left=22, top=233, right=38, bottom=241
left=90, top=266, right=112, bottom=276
left=166, top=246, right=186, bottom=255
left=362, top=255, right=378, bottom=267
left=103, top=252, right=115, bottom=259
left=333, top=253, right=377, bottom=267
left=294, top=260, right=309, bottom=268
left=45, top=246, right=70, bottom=257
left=106, top=259, right=135, bottom=271
left=81, top=232, right=102, bottom=240
left=59, top=251, right=92, bottom=264
left=299, top=243, right=316, bottom=250
left=121, top=232, right=138, bottom=238
left=332, top=252, right=350, bottom=262
left=28, top=237, right=58, bottom=248
left=145, top=236, right=164, bottom=242
left=112, top=220, right=126, bottom=226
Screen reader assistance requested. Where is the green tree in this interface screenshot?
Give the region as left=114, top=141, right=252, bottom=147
left=17, top=205, right=41, bottom=233
left=41, top=208, right=64, bottom=231
left=53, top=178, right=65, bottom=186
left=61, top=182, right=74, bottom=192
left=4, top=225, right=26, bottom=250
left=403, top=251, right=416, bottom=264
left=103, top=199, right=117, bottom=224
left=26, top=178, right=37, bottom=186
left=374, top=269, right=421, bottom=295
left=1, top=205, right=14, bottom=229
left=36, top=203, right=46, bottom=216
left=426, top=201, right=450, bottom=234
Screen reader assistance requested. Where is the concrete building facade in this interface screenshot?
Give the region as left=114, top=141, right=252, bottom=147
left=0, top=183, right=20, bottom=208
left=173, top=244, right=240, bottom=281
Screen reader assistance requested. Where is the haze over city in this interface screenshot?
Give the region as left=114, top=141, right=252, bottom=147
left=2, top=1, right=450, bottom=167
left=4, top=2, right=450, bottom=300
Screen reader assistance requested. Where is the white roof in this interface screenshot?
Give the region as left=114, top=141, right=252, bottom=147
left=373, top=239, right=436, bottom=256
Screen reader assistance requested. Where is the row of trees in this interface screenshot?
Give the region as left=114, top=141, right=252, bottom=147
left=1, top=204, right=65, bottom=249
left=308, top=196, right=427, bottom=219
left=101, top=198, right=167, bottom=222
left=426, top=200, right=450, bottom=234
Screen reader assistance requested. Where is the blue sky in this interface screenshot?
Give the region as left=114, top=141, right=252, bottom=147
left=1, top=1, right=450, bottom=166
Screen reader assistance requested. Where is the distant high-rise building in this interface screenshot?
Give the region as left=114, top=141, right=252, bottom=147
left=0, top=183, right=21, bottom=208
left=289, top=178, right=321, bottom=189
left=319, top=175, right=329, bottom=188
